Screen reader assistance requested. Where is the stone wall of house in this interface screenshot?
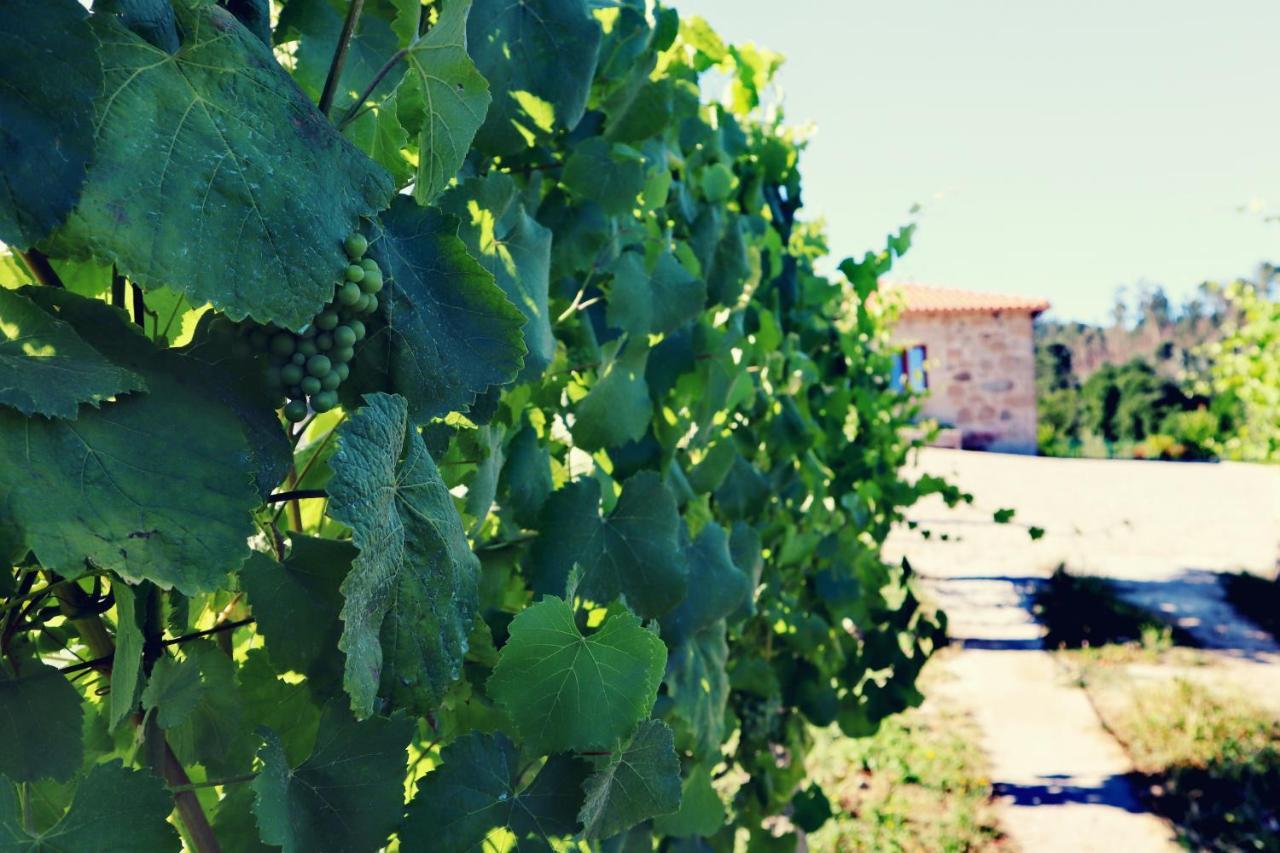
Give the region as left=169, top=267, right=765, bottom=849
left=893, top=311, right=1039, bottom=454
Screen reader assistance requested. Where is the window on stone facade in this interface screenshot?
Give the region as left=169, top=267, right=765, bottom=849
left=891, top=344, right=928, bottom=392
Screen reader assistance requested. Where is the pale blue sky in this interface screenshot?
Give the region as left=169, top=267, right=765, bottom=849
left=676, top=0, right=1280, bottom=322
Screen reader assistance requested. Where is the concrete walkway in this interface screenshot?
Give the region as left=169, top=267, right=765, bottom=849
left=886, top=448, right=1280, bottom=852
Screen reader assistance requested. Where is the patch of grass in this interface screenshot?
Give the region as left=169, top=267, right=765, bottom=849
left=805, top=660, right=1007, bottom=852
left=1222, top=572, right=1280, bottom=644
left=1088, top=677, right=1280, bottom=851
left=1032, top=565, right=1198, bottom=651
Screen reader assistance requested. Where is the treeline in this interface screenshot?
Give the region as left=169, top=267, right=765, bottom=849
left=1035, top=268, right=1278, bottom=460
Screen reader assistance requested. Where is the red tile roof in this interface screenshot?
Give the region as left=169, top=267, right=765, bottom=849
left=883, top=283, right=1050, bottom=316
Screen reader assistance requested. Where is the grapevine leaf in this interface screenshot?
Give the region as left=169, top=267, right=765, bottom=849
left=526, top=472, right=686, bottom=619
left=562, top=139, right=648, bottom=216
left=222, top=0, right=273, bottom=46
left=343, top=92, right=414, bottom=185
left=651, top=764, right=726, bottom=838
left=240, top=537, right=352, bottom=679
left=276, top=0, right=403, bottom=110
left=141, top=653, right=205, bottom=730
left=487, top=596, right=666, bottom=755
left=238, top=650, right=322, bottom=767
left=498, top=421, right=553, bottom=527
left=253, top=701, right=412, bottom=853
left=328, top=393, right=481, bottom=717
left=178, top=319, right=293, bottom=500
left=97, top=0, right=180, bottom=52
left=0, top=287, right=147, bottom=419
left=350, top=199, right=526, bottom=423
left=467, top=0, right=603, bottom=155
left=706, top=215, right=750, bottom=305
left=400, top=732, right=587, bottom=851
left=400, top=0, right=492, bottom=205
left=607, top=250, right=706, bottom=338
left=0, top=664, right=83, bottom=783
left=713, top=455, right=770, bottom=521
left=52, top=5, right=393, bottom=329
left=442, top=174, right=555, bottom=380
left=167, top=642, right=255, bottom=777
left=578, top=720, right=681, bottom=840
left=0, top=0, right=102, bottom=250
left=0, top=291, right=259, bottom=593
left=664, top=622, right=729, bottom=762
left=572, top=342, right=653, bottom=452
left=660, top=524, right=751, bottom=647
left=0, top=762, right=179, bottom=851
left=109, top=581, right=146, bottom=729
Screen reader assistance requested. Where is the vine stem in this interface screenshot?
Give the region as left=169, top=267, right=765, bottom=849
left=168, top=772, right=257, bottom=793
left=58, top=617, right=255, bottom=675
left=51, top=580, right=222, bottom=853
left=318, top=0, right=365, bottom=117
left=337, top=44, right=411, bottom=131
left=16, top=250, right=64, bottom=288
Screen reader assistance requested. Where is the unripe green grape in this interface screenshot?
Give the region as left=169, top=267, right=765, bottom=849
left=291, top=352, right=307, bottom=366
left=316, top=332, right=333, bottom=351
left=316, top=310, right=339, bottom=331
left=249, top=329, right=269, bottom=350
left=300, top=376, right=322, bottom=396
left=298, top=339, right=318, bottom=357
left=265, top=366, right=283, bottom=389
left=335, top=363, right=350, bottom=381
left=333, top=346, right=355, bottom=364
left=345, top=264, right=365, bottom=283
left=283, top=399, right=308, bottom=422
left=311, top=391, right=338, bottom=413
left=338, top=281, right=361, bottom=306
left=354, top=293, right=371, bottom=313
left=360, top=258, right=378, bottom=274
left=231, top=339, right=252, bottom=359
left=365, top=294, right=379, bottom=314
left=359, top=270, right=383, bottom=294
left=350, top=320, right=366, bottom=340
left=269, top=333, right=295, bottom=358
left=333, top=325, right=357, bottom=348
left=307, top=354, right=332, bottom=377
left=281, top=363, right=305, bottom=385
left=345, top=233, right=368, bottom=259
left=320, top=371, right=342, bottom=391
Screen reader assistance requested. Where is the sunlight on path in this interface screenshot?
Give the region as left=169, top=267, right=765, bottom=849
left=885, top=449, right=1280, bottom=851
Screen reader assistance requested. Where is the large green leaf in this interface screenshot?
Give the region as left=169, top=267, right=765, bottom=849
left=0, top=0, right=101, bottom=250
left=348, top=199, right=526, bottom=422
left=442, top=174, right=555, bottom=380
left=253, top=701, right=412, bottom=853
left=660, top=524, right=751, bottom=647
left=0, top=762, right=179, bottom=851
left=664, top=622, right=729, bottom=762
left=53, top=5, right=393, bottom=329
left=572, top=342, right=653, bottom=452
left=399, top=0, right=491, bottom=204
left=327, top=393, right=480, bottom=717
left=240, top=537, right=352, bottom=678
left=606, top=250, right=707, bottom=338
left=487, top=596, right=666, bottom=755
left=578, top=720, right=681, bottom=840
left=277, top=0, right=403, bottom=110
left=0, top=292, right=259, bottom=593
left=400, top=732, right=586, bottom=851
left=526, top=472, right=686, bottom=619
left=0, top=287, right=146, bottom=419
left=562, top=139, right=648, bottom=216
left=0, top=664, right=83, bottom=783
left=141, top=653, right=205, bottom=730
left=467, top=0, right=602, bottom=154
left=166, top=642, right=255, bottom=777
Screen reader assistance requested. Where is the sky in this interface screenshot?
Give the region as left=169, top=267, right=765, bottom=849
left=675, top=0, right=1280, bottom=323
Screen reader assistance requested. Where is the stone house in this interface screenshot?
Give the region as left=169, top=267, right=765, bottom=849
left=886, top=283, right=1050, bottom=454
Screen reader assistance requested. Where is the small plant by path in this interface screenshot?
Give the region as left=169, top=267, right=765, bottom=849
left=1032, top=565, right=1199, bottom=651
left=806, top=657, right=1009, bottom=852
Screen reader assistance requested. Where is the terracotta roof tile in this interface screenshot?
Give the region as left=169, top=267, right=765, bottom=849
left=883, top=283, right=1050, bottom=316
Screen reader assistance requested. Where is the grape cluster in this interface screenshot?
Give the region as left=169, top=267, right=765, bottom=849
left=230, top=233, right=382, bottom=422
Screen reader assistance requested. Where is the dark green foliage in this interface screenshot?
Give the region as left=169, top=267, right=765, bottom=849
left=0, top=3, right=953, bottom=848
